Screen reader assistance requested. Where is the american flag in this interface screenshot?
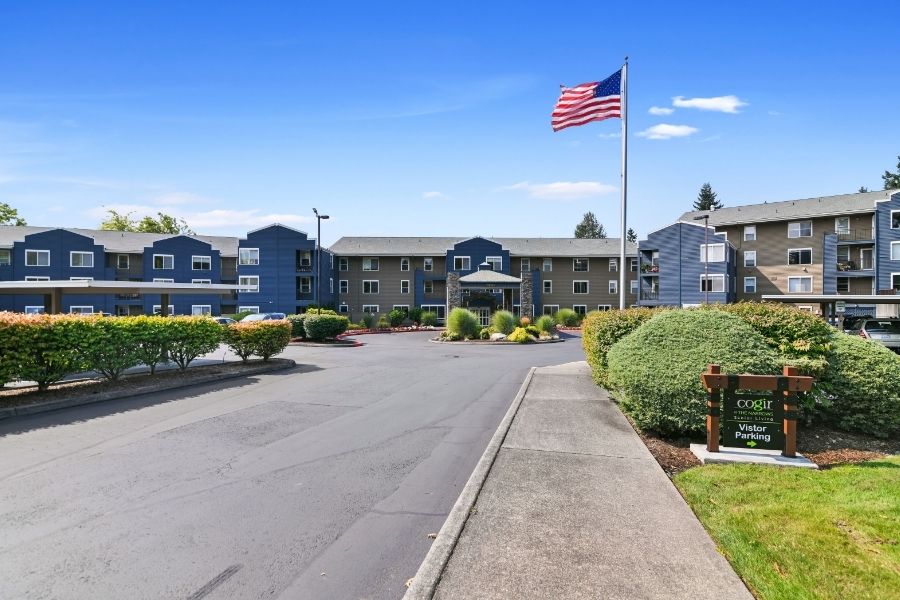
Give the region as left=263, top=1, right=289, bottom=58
left=551, top=69, right=622, bottom=132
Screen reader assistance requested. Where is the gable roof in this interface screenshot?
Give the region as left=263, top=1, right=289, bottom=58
left=329, top=236, right=636, bottom=257
left=0, top=226, right=239, bottom=256
left=459, top=270, right=522, bottom=285
left=678, top=190, right=896, bottom=227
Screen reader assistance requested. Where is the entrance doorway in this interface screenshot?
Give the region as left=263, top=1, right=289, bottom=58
left=472, top=307, right=490, bottom=327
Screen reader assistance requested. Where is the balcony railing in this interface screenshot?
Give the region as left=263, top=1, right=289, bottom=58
left=296, top=291, right=313, bottom=301
left=296, top=263, right=313, bottom=273
left=835, top=229, right=874, bottom=242
left=115, top=293, right=141, bottom=300
left=640, top=291, right=660, bottom=301
left=837, top=260, right=874, bottom=272
left=640, top=264, right=660, bottom=274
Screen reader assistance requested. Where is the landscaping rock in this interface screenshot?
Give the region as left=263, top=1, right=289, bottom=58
left=490, top=333, right=507, bottom=341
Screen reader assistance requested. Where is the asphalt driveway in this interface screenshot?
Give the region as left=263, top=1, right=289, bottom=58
left=0, top=332, right=584, bottom=600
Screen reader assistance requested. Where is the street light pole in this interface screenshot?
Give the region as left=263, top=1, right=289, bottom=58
left=312, top=208, right=330, bottom=310
left=695, top=214, right=710, bottom=304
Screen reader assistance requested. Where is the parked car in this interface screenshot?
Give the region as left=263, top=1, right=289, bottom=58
left=850, top=318, right=900, bottom=353
left=240, top=312, right=287, bottom=322
left=841, top=315, right=871, bottom=333
left=213, top=316, right=236, bottom=325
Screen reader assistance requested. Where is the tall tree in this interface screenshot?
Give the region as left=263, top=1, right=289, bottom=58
left=99, top=209, right=194, bottom=234
left=99, top=209, right=136, bottom=231
left=883, top=155, right=900, bottom=190
left=574, top=211, right=606, bottom=239
left=0, top=202, right=26, bottom=226
left=626, top=227, right=637, bottom=243
left=693, top=182, right=723, bottom=211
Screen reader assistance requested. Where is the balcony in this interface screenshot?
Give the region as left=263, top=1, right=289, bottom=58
left=835, top=229, right=874, bottom=243
left=115, top=293, right=141, bottom=301
left=640, top=264, right=660, bottom=274
left=837, top=260, right=874, bottom=273
left=296, top=262, right=313, bottom=273
left=296, top=291, right=314, bottom=301
left=640, top=290, right=660, bottom=301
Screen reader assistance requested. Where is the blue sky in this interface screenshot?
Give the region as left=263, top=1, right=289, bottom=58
left=1, top=1, right=898, bottom=244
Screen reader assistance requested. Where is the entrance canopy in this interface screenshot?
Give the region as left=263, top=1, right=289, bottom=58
left=458, top=271, right=522, bottom=287
left=0, top=280, right=242, bottom=315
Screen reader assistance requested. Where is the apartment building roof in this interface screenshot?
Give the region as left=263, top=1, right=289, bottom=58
left=0, top=226, right=240, bottom=256
left=679, top=190, right=897, bottom=227
left=329, top=236, right=637, bottom=257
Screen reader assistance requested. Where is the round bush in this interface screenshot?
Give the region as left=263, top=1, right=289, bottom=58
left=507, top=327, right=534, bottom=343
left=224, top=320, right=292, bottom=361
left=388, top=308, right=406, bottom=327
left=818, top=333, right=900, bottom=438
left=447, top=308, right=480, bottom=339
left=304, top=314, right=350, bottom=340
left=524, top=325, right=541, bottom=338
left=582, top=307, right=659, bottom=387
left=554, top=308, right=580, bottom=327
left=607, top=310, right=780, bottom=436
left=165, top=316, right=223, bottom=371
left=491, top=310, right=517, bottom=335
left=534, top=315, right=556, bottom=334
left=420, top=311, right=437, bottom=327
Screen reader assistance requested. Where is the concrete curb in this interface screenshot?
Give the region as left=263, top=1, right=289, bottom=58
left=0, top=359, right=297, bottom=421
left=403, top=366, right=537, bottom=600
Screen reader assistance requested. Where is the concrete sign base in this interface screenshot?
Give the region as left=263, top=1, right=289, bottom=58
left=690, top=444, right=818, bottom=469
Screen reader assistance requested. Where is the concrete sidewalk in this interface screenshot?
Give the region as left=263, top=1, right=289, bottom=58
left=407, top=361, right=752, bottom=600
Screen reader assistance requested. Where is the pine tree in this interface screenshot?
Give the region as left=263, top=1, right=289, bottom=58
left=626, top=228, right=637, bottom=243
left=883, top=155, right=900, bottom=190
left=858, top=186, right=869, bottom=193
left=693, top=182, right=724, bottom=211
left=574, top=212, right=607, bottom=239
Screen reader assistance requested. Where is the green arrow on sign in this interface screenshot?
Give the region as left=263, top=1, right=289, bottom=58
left=747, top=440, right=757, bottom=448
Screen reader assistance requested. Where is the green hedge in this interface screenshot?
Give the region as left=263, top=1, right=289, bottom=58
left=223, top=320, right=292, bottom=361
left=82, top=317, right=144, bottom=380
left=582, top=307, right=660, bottom=387
left=0, top=313, right=92, bottom=390
left=554, top=308, right=580, bottom=327
left=129, top=315, right=172, bottom=375
left=447, top=308, right=480, bottom=339
left=304, top=314, right=350, bottom=340
left=164, top=316, right=223, bottom=371
left=491, top=310, right=517, bottom=335
left=286, top=314, right=307, bottom=339
left=607, top=310, right=780, bottom=436
left=818, top=333, right=900, bottom=438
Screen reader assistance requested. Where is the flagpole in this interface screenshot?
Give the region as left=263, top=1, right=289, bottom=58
left=619, top=57, right=628, bottom=310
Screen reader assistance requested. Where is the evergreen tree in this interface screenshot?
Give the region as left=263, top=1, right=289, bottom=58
left=858, top=186, right=869, bottom=193
left=0, top=202, right=26, bottom=226
left=693, top=182, right=724, bottom=211
left=883, top=155, right=900, bottom=190
left=574, top=212, right=607, bottom=238
left=626, top=228, right=637, bottom=243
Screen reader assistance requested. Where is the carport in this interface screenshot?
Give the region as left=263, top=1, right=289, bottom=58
left=0, top=280, right=242, bottom=315
left=762, top=293, right=900, bottom=322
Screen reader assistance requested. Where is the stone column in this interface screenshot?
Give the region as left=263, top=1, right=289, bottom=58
left=520, top=276, right=533, bottom=319
left=447, top=272, right=461, bottom=314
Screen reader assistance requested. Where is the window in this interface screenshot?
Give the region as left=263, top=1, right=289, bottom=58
left=69, top=277, right=93, bottom=281
left=453, top=256, right=471, bottom=271
left=339, top=257, right=349, bottom=271
left=297, top=278, right=311, bottom=294
left=192, top=278, right=211, bottom=284
left=837, top=246, right=850, bottom=263
left=630, top=280, right=638, bottom=294
left=543, top=280, right=552, bottom=294
left=153, top=254, right=174, bottom=270
left=153, top=278, right=174, bottom=283
left=893, top=273, right=900, bottom=291
left=630, top=258, right=638, bottom=272
left=543, top=304, right=559, bottom=315
left=338, top=304, right=349, bottom=314
left=191, top=305, right=212, bottom=316
left=192, top=255, right=211, bottom=270
left=608, top=280, right=617, bottom=294
left=424, top=280, right=434, bottom=294
left=238, top=306, right=260, bottom=314
left=400, top=257, right=410, bottom=271
left=743, top=225, right=756, bottom=241
left=521, top=258, right=530, bottom=272
left=424, top=257, right=433, bottom=272
left=835, top=217, right=850, bottom=234
left=788, top=221, right=812, bottom=238
left=393, top=305, right=410, bottom=314
left=573, top=305, right=587, bottom=316
left=744, top=251, right=757, bottom=267
left=543, top=258, right=552, bottom=272
left=573, top=258, right=589, bottom=272
left=485, top=256, right=502, bottom=271
left=24, top=306, right=45, bottom=314
left=891, top=242, right=900, bottom=261
left=606, top=258, right=616, bottom=273
left=836, top=277, right=849, bottom=293
left=0, top=249, right=10, bottom=266
left=25, top=249, right=50, bottom=267
left=70, top=251, right=94, bottom=268
left=892, top=211, right=900, bottom=229
left=701, top=275, right=726, bottom=292
left=69, top=306, right=94, bottom=314
left=699, top=243, right=725, bottom=263
left=25, top=276, right=50, bottom=281
left=116, top=254, right=129, bottom=269
left=788, top=248, right=812, bottom=265
left=363, top=305, right=379, bottom=314
left=362, top=257, right=379, bottom=271
left=239, top=248, right=259, bottom=266
left=339, top=280, right=349, bottom=294
left=400, top=280, right=410, bottom=294
left=788, top=276, right=813, bottom=293
left=239, top=275, right=259, bottom=292
left=573, top=281, right=589, bottom=294
left=744, top=277, right=757, bottom=293
left=330, top=278, right=333, bottom=294
left=597, top=305, right=612, bottom=311
left=363, top=280, right=379, bottom=294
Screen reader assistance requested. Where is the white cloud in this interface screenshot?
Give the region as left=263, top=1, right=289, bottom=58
left=636, top=124, right=699, bottom=140
left=502, top=180, right=616, bottom=201
left=422, top=191, right=446, bottom=199
left=597, top=132, right=621, bottom=139
left=648, top=106, right=674, bottom=116
left=85, top=203, right=314, bottom=231
left=152, top=191, right=211, bottom=206
left=672, top=95, right=748, bottom=113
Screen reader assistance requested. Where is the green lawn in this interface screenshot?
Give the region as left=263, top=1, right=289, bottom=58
left=674, top=457, right=900, bottom=600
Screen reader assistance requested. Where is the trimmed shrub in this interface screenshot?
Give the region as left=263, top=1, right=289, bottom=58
left=286, top=314, right=307, bottom=339
left=304, top=314, right=350, bottom=340
left=166, top=316, right=223, bottom=371
left=408, top=307, right=423, bottom=325
left=388, top=308, right=406, bottom=327
left=0, top=313, right=19, bottom=386
left=360, top=313, right=375, bottom=329
left=524, top=325, right=541, bottom=338
left=447, top=308, right=480, bottom=339
left=582, top=307, right=659, bottom=387
left=130, top=315, right=172, bottom=375
left=229, top=310, right=255, bottom=322
left=535, top=315, right=556, bottom=334
left=420, top=311, right=438, bottom=327
left=83, top=317, right=144, bottom=380
left=818, top=333, right=900, bottom=438
left=0, top=313, right=92, bottom=390
left=346, top=322, right=364, bottom=330
left=377, top=314, right=391, bottom=329
left=223, top=320, right=292, bottom=361
left=507, top=327, right=534, bottom=343
left=554, top=308, right=580, bottom=327
left=479, top=327, right=491, bottom=340
left=607, top=310, right=780, bottom=436
left=491, top=310, right=517, bottom=335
